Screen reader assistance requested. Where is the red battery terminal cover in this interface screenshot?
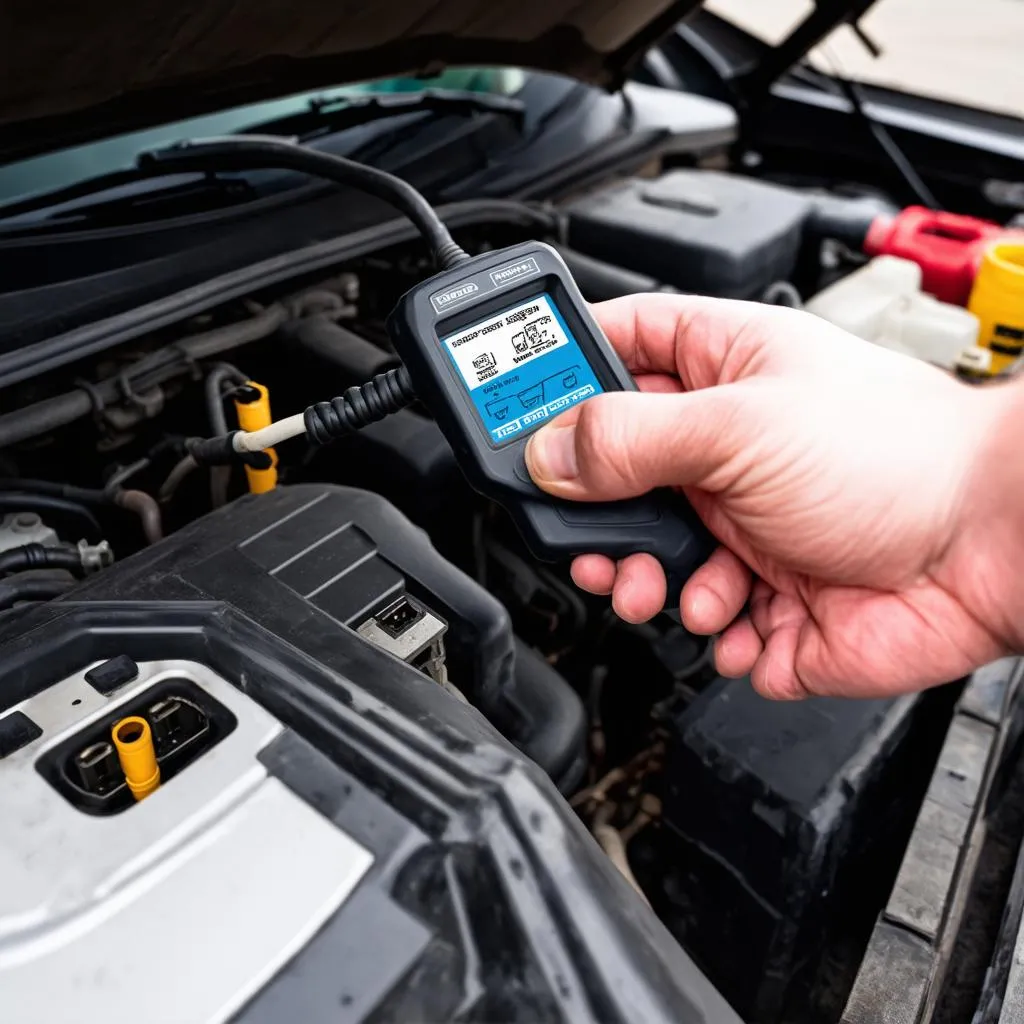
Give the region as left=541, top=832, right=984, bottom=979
left=865, top=206, right=1024, bottom=306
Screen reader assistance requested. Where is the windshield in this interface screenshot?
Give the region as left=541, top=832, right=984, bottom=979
left=0, top=67, right=526, bottom=205
left=707, top=0, right=1024, bottom=120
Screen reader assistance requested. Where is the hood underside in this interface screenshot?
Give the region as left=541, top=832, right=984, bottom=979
left=2, top=0, right=700, bottom=164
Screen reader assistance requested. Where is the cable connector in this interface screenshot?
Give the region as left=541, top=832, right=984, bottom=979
left=186, top=433, right=273, bottom=468
left=434, top=239, right=472, bottom=270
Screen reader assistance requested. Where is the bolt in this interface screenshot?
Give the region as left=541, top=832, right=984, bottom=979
left=13, top=513, right=39, bottom=531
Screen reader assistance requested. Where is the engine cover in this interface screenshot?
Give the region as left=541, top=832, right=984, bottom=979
left=567, top=171, right=812, bottom=300
left=0, top=484, right=740, bottom=1023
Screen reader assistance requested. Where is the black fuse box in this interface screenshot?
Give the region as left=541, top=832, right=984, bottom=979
left=567, top=170, right=812, bottom=299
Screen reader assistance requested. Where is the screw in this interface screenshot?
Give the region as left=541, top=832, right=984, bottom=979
left=13, top=513, right=39, bottom=530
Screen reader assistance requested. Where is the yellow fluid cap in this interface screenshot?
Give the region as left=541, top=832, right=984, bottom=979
left=968, top=241, right=1024, bottom=374
left=235, top=382, right=272, bottom=432
left=979, top=241, right=1024, bottom=291
left=112, top=715, right=160, bottom=801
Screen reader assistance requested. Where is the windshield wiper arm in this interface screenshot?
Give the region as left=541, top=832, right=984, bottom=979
left=0, top=165, right=254, bottom=228
left=0, top=90, right=525, bottom=229
left=238, top=88, right=526, bottom=138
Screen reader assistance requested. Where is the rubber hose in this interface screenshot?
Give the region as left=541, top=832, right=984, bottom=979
left=0, top=305, right=287, bottom=449
left=204, top=363, right=248, bottom=436
left=806, top=194, right=897, bottom=250
left=113, top=489, right=163, bottom=545
left=0, top=493, right=102, bottom=541
left=165, top=304, right=289, bottom=363
left=0, top=393, right=93, bottom=449
left=0, top=543, right=83, bottom=577
left=511, top=639, right=588, bottom=794
left=283, top=317, right=396, bottom=381
left=203, top=363, right=248, bottom=508
left=0, top=577, right=75, bottom=610
left=304, top=366, right=416, bottom=445
left=0, top=478, right=108, bottom=504
left=158, top=455, right=199, bottom=504
left=555, top=245, right=672, bottom=301
left=105, top=458, right=150, bottom=493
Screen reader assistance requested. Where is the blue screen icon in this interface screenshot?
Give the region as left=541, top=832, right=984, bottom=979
left=442, top=293, right=604, bottom=446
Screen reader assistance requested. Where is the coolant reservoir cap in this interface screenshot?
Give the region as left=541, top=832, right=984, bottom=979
left=979, top=240, right=1024, bottom=290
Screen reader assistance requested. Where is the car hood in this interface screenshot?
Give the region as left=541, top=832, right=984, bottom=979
left=2, top=0, right=705, bottom=164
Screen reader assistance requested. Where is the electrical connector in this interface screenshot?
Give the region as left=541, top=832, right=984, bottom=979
left=111, top=716, right=161, bottom=801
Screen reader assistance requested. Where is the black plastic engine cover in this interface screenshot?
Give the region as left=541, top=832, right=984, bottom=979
left=84, top=480, right=586, bottom=791
left=0, top=484, right=741, bottom=1023
left=567, top=171, right=812, bottom=299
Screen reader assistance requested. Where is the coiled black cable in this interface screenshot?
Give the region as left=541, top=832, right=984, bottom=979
left=304, top=366, right=416, bottom=445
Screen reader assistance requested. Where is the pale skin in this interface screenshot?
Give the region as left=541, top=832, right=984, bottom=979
left=524, top=294, right=1024, bottom=701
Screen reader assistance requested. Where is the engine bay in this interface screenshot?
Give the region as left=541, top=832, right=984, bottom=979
left=0, top=165, right=1014, bottom=1023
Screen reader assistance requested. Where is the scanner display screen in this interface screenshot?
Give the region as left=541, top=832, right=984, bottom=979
left=441, top=293, right=604, bottom=446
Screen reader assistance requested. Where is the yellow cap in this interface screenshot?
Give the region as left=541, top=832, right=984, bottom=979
left=978, top=241, right=1024, bottom=293
left=112, top=716, right=160, bottom=801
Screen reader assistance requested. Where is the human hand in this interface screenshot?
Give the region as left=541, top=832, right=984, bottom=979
left=524, top=294, right=1021, bottom=700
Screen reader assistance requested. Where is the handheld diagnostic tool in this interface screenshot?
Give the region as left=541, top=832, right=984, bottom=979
left=151, top=139, right=713, bottom=600
left=387, top=242, right=715, bottom=598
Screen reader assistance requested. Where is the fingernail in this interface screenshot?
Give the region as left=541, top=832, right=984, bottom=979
left=685, top=585, right=722, bottom=632
left=526, top=425, right=578, bottom=483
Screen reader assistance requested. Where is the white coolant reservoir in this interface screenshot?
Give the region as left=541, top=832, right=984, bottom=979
left=806, top=256, right=980, bottom=370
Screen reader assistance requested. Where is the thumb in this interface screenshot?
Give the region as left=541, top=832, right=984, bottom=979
left=524, top=390, right=742, bottom=501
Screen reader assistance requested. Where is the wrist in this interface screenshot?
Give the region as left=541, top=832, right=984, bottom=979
left=946, top=376, right=1024, bottom=654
